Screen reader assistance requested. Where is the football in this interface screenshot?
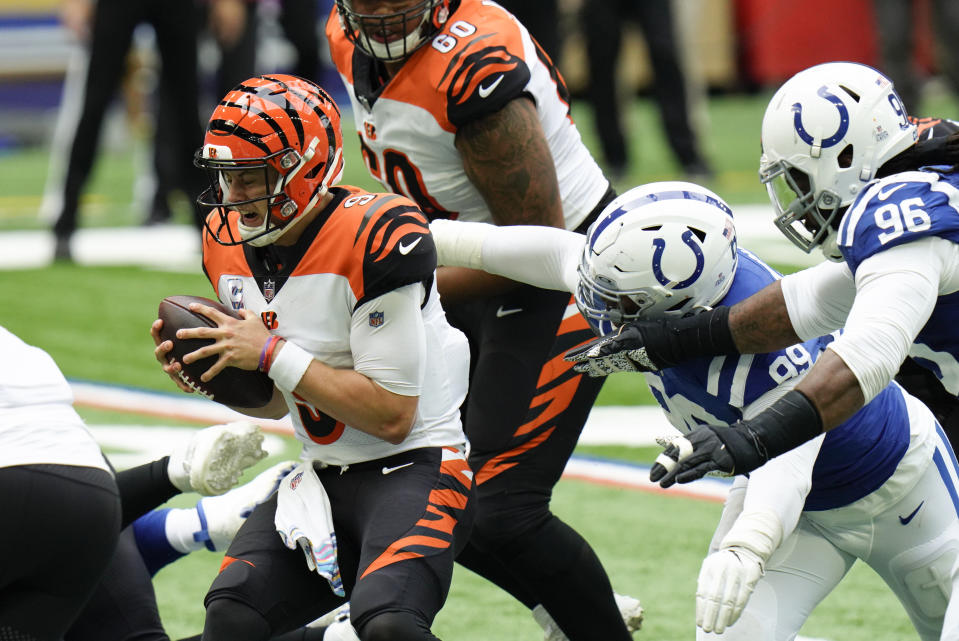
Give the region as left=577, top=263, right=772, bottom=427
left=157, top=295, right=275, bottom=408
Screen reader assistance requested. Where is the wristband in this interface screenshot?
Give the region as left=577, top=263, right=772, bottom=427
left=258, top=335, right=283, bottom=373
left=648, top=306, right=738, bottom=367
left=268, top=340, right=313, bottom=392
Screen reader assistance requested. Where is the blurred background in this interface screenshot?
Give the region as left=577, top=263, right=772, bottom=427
left=1, top=0, right=958, bottom=245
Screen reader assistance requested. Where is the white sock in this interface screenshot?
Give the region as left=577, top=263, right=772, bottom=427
left=164, top=506, right=204, bottom=553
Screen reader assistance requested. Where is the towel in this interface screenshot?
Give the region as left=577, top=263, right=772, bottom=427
left=274, top=462, right=344, bottom=596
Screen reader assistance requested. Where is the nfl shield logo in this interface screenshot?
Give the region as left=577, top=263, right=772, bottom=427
left=264, top=279, right=275, bottom=303
left=369, top=311, right=385, bottom=327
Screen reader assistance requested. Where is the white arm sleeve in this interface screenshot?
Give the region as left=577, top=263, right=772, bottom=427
left=780, top=260, right=856, bottom=341
left=430, top=219, right=581, bottom=293
left=351, top=283, right=426, bottom=397
left=827, top=237, right=950, bottom=403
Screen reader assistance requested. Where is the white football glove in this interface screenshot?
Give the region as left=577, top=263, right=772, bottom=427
left=695, top=509, right=783, bottom=634
left=167, top=422, right=269, bottom=495
left=696, top=546, right=764, bottom=634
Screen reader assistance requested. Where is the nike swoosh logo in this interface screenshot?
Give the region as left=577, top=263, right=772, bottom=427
left=398, top=237, right=422, bottom=255
left=899, top=500, right=924, bottom=525
left=382, top=462, right=414, bottom=475
left=478, top=75, right=504, bottom=98
left=496, top=305, right=523, bottom=318
left=878, top=183, right=906, bottom=200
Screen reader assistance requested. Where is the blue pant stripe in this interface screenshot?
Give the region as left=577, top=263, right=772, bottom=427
left=933, top=448, right=959, bottom=519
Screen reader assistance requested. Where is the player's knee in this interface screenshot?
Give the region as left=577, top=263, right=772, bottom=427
left=356, top=610, right=431, bottom=641
left=203, top=596, right=271, bottom=641
left=470, top=495, right=551, bottom=549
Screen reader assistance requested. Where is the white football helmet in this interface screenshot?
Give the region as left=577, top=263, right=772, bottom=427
left=575, top=181, right=738, bottom=336
left=759, top=61, right=917, bottom=260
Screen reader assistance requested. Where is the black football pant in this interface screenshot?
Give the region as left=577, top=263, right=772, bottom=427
left=444, top=282, right=632, bottom=641
left=0, top=464, right=120, bottom=641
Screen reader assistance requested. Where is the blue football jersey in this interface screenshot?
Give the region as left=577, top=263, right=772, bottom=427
left=646, top=249, right=909, bottom=510
left=837, top=167, right=959, bottom=396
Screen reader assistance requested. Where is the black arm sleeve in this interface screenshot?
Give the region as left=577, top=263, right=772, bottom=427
left=116, top=456, right=180, bottom=528
left=643, top=306, right=738, bottom=368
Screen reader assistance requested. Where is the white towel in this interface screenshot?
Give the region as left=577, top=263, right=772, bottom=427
left=274, top=462, right=344, bottom=596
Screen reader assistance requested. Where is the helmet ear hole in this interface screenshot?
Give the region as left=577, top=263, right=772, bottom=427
left=838, top=144, right=854, bottom=168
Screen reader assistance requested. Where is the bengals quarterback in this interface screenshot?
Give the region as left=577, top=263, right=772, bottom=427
left=151, top=74, right=475, bottom=641
left=326, top=1, right=642, bottom=639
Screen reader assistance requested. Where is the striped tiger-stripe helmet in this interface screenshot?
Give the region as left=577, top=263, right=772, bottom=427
left=195, top=74, right=345, bottom=246
left=335, top=0, right=454, bottom=62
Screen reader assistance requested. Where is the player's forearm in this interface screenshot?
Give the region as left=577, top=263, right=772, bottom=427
left=795, top=349, right=866, bottom=431
left=293, top=361, right=417, bottom=444
left=228, top=388, right=288, bottom=420
left=729, top=280, right=801, bottom=353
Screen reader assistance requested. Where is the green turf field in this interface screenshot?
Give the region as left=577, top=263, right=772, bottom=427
left=3, top=92, right=953, bottom=639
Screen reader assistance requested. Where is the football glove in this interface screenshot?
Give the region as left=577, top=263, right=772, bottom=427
left=564, top=323, right=664, bottom=377
left=564, top=307, right=737, bottom=377
left=649, top=390, right=824, bottom=487
left=696, top=546, right=764, bottom=634
left=696, top=509, right=783, bottom=634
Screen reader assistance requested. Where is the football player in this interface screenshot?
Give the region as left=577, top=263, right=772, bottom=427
left=152, top=74, right=474, bottom=641
left=0, top=325, right=121, bottom=640
left=325, top=3, right=642, bottom=639
left=430, top=181, right=959, bottom=639
left=563, top=62, right=959, bottom=488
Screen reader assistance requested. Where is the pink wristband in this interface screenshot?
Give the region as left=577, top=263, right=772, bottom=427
left=258, top=335, right=282, bottom=373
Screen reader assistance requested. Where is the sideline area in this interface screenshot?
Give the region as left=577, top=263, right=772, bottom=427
left=0, top=203, right=821, bottom=270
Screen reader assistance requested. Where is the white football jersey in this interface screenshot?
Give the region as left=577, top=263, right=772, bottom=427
left=202, top=187, right=469, bottom=466
left=0, top=326, right=110, bottom=471
left=326, top=0, right=609, bottom=229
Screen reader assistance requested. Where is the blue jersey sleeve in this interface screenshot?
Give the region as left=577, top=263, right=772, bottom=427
left=837, top=168, right=959, bottom=274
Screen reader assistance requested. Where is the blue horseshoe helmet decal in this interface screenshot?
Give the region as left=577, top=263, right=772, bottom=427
left=651, top=230, right=705, bottom=289
left=791, top=86, right=850, bottom=148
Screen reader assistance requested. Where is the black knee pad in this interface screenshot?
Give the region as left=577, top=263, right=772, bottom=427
left=203, top=597, right=271, bottom=641
left=357, top=611, right=433, bottom=641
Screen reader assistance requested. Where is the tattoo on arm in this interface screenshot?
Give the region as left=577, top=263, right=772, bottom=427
left=729, top=280, right=802, bottom=353
left=455, top=96, right=564, bottom=227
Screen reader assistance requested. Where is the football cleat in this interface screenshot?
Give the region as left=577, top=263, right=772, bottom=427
left=532, top=592, right=644, bottom=640
left=168, top=422, right=269, bottom=496
left=307, top=603, right=350, bottom=629
left=322, top=616, right=360, bottom=641
left=193, top=460, right=296, bottom=551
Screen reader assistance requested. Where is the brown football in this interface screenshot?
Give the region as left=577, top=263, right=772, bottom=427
left=157, top=295, right=274, bottom=408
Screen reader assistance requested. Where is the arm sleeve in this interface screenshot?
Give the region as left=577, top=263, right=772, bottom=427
left=827, top=237, right=947, bottom=403
left=430, top=219, right=582, bottom=293
left=350, top=283, right=427, bottom=397
left=780, top=260, right=856, bottom=341
left=740, top=377, right=823, bottom=542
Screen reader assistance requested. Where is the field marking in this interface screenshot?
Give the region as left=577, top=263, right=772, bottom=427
left=70, top=380, right=730, bottom=500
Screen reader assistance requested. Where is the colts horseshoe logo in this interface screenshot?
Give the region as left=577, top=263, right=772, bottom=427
left=651, top=230, right=704, bottom=289
left=791, top=86, right=850, bottom=148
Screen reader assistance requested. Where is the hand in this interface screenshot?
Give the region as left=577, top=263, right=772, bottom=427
left=563, top=323, right=662, bottom=377
left=696, top=546, right=764, bottom=634
left=649, top=423, right=768, bottom=487
left=151, top=318, right=195, bottom=394
left=178, top=304, right=270, bottom=382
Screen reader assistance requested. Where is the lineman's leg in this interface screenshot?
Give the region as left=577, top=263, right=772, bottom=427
left=65, top=527, right=168, bottom=641
left=202, top=495, right=346, bottom=641
left=853, top=424, right=959, bottom=640
left=449, top=286, right=629, bottom=641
